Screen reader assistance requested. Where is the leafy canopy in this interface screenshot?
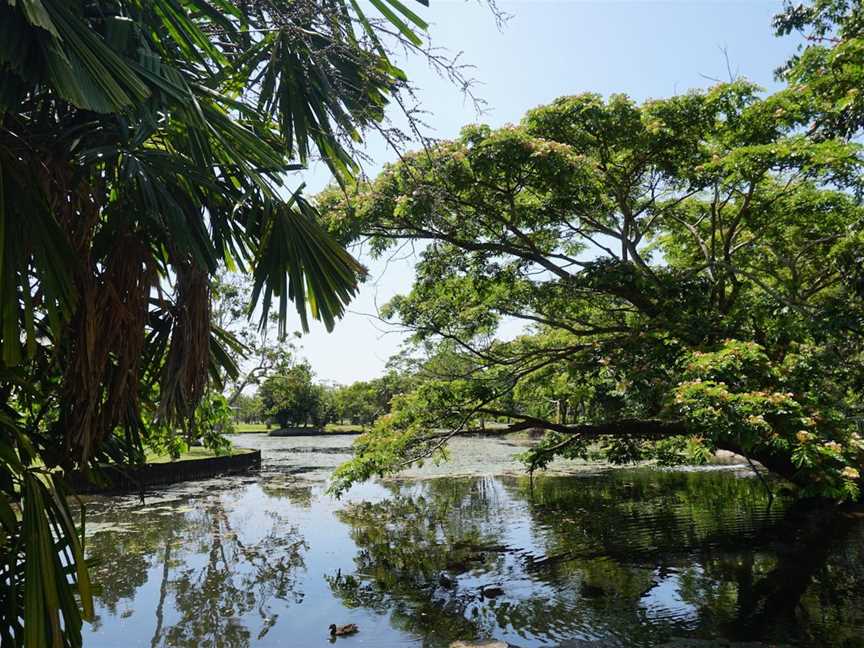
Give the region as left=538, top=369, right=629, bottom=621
left=320, top=79, right=864, bottom=501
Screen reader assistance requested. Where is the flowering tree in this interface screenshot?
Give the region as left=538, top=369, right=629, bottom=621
left=320, top=78, right=864, bottom=500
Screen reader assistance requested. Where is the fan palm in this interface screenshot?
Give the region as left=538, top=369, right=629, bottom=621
left=0, top=0, right=429, bottom=645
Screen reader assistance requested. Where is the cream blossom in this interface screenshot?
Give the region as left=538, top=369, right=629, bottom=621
left=841, top=467, right=860, bottom=480
left=824, top=441, right=843, bottom=453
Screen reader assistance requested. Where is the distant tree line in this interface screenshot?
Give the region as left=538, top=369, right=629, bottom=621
left=234, top=360, right=412, bottom=430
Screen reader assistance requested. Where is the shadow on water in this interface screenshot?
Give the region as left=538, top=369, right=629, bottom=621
left=81, top=436, right=864, bottom=647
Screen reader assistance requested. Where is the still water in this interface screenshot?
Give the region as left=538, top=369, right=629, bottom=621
left=82, top=434, right=864, bottom=647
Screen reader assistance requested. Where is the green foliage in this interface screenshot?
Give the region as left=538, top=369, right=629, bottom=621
left=233, top=393, right=264, bottom=424
left=259, top=361, right=324, bottom=428
left=328, top=371, right=412, bottom=427
left=672, top=340, right=863, bottom=501
left=193, top=392, right=235, bottom=454
left=774, top=0, right=864, bottom=139
left=321, top=24, right=864, bottom=501
left=0, top=425, right=94, bottom=648
left=145, top=391, right=235, bottom=459
left=0, top=0, right=433, bottom=644
left=329, top=382, right=381, bottom=426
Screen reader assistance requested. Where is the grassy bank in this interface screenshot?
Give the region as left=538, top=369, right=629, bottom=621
left=234, top=422, right=270, bottom=434
left=325, top=423, right=367, bottom=433
left=233, top=422, right=368, bottom=434
left=144, top=446, right=253, bottom=464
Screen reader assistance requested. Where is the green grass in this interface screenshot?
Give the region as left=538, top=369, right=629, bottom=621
left=234, top=422, right=270, bottom=434
left=233, top=422, right=368, bottom=434
left=324, top=423, right=367, bottom=433
left=144, top=446, right=252, bottom=464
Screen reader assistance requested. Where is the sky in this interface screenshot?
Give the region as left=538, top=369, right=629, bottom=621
left=291, top=0, right=802, bottom=385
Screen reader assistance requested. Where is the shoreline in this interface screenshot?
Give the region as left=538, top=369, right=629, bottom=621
left=68, top=447, right=261, bottom=494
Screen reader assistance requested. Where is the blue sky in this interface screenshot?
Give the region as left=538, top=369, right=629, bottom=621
left=293, top=0, right=802, bottom=384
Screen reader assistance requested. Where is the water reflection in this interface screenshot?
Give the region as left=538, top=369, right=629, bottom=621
left=86, top=486, right=306, bottom=647
left=82, top=437, right=864, bottom=647
left=330, top=472, right=864, bottom=647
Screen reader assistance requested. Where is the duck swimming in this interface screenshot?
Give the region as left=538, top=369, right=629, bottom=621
left=329, top=623, right=359, bottom=637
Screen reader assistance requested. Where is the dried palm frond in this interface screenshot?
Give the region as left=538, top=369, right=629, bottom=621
left=59, top=231, right=157, bottom=466
left=158, top=258, right=211, bottom=433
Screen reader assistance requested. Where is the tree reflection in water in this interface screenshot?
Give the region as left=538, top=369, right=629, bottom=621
left=81, top=468, right=864, bottom=647
left=331, top=471, right=864, bottom=647
left=86, top=490, right=306, bottom=648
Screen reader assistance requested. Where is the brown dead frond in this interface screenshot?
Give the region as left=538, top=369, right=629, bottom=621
left=157, top=257, right=211, bottom=435
left=59, top=227, right=157, bottom=466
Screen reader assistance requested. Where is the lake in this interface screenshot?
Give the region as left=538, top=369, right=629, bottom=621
left=81, top=434, right=864, bottom=647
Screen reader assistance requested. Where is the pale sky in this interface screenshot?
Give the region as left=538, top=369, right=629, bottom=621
left=290, top=0, right=801, bottom=384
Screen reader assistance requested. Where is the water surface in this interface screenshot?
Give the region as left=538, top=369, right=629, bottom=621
left=82, top=434, right=864, bottom=647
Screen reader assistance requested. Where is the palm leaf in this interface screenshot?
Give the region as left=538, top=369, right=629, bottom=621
left=40, top=0, right=151, bottom=112
left=248, top=187, right=366, bottom=335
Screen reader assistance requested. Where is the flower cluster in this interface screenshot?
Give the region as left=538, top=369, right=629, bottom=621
left=672, top=340, right=863, bottom=501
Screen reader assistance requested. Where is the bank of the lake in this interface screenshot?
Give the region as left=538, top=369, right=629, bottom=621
left=69, top=446, right=260, bottom=494
left=235, top=423, right=367, bottom=434
left=80, top=434, right=864, bottom=647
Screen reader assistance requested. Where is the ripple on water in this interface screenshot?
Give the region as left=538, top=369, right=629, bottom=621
left=80, top=435, right=864, bottom=648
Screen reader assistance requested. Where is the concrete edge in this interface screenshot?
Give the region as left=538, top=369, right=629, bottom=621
left=68, top=448, right=261, bottom=494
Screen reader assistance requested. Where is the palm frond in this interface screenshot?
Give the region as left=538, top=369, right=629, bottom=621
left=248, top=187, right=366, bottom=335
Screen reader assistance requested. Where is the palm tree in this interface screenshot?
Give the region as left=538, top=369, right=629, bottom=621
left=0, top=1, right=429, bottom=645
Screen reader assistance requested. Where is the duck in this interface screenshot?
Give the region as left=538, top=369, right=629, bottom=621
left=329, top=623, right=359, bottom=637
left=480, top=584, right=504, bottom=598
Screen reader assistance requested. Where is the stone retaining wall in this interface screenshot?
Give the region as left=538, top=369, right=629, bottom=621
left=68, top=448, right=261, bottom=494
